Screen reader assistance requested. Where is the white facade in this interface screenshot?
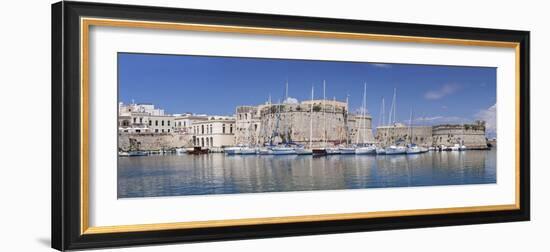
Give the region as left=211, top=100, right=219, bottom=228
left=192, top=116, right=236, bottom=148
left=174, top=114, right=209, bottom=134
left=118, top=102, right=175, bottom=133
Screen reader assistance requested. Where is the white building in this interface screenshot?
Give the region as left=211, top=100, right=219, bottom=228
left=118, top=102, right=175, bottom=133
left=192, top=116, right=236, bottom=148
left=174, top=113, right=209, bottom=134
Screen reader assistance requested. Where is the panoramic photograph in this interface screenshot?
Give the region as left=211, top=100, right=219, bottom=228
left=117, top=52, right=497, bottom=198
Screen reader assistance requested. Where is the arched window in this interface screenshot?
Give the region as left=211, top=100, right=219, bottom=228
left=149, top=120, right=152, bottom=126
left=168, top=121, right=171, bottom=126
left=201, top=125, right=204, bottom=134
left=133, top=118, right=136, bottom=123
left=222, top=124, right=226, bottom=134
left=155, top=120, right=158, bottom=126
left=210, top=137, right=214, bottom=147
left=139, top=117, right=142, bottom=123
left=161, top=120, right=165, bottom=126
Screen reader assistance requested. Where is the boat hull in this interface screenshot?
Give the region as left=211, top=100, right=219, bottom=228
left=355, top=147, right=376, bottom=155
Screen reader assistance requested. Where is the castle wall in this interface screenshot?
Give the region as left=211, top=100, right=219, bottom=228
left=118, top=133, right=192, bottom=151
left=242, top=102, right=374, bottom=147
left=432, top=124, right=487, bottom=149
left=375, top=125, right=433, bottom=147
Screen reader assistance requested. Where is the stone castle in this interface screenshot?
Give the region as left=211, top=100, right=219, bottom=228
left=118, top=101, right=489, bottom=151
left=234, top=99, right=374, bottom=148
left=375, top=120, right=488, bottom=149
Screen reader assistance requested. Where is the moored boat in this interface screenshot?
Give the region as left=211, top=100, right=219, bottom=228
left=326, top=147, right=341, bottom=155
left=271, top=146, right=296, bottom=155
left=339, top=146, right=356, bottom=155
left=295, top=147, right=313, bottom=155
left=385, top=145, right=407, bottom=155
left=312, top=148, right=327, bottom=156
left=376, top=148, right=386, bottom=155
left=188, top=146, right=209, bottom=154
left=355, top=145, right=376, bottom=155
left=128, top=150, right=148, bottom=157
left=406, top=144, right=422, bottom=154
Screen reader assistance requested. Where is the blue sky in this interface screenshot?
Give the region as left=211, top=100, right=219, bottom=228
left=118, top=53, right=496, bottom=131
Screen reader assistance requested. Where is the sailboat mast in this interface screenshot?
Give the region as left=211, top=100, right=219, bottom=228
left=310, top=86, right=314, bottom=149
left=323, top=80, right=326, bottom=147
left=409, top=108, right=413, bottom=144
left=285, top=80, right=289, bottom=101
left=393, top=88, right=397, bottom=124
left=382, top=97, right=385, bottom=127
left=363, top=83, right=367, bottom=144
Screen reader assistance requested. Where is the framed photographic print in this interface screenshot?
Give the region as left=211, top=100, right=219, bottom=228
left=52, top=1, right=530, bottom=250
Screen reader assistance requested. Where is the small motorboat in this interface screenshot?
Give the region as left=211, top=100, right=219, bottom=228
left=175, top=148, right=186, bottom=154
left=127, top=150, right=148, bottom=157
left=312, top=148, right=327, bottom=156
left=188, top=147, right=208, bottom=155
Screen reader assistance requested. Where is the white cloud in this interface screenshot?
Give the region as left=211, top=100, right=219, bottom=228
left=424, top=83, right=461, bottom=100
left=283, top=97, right=299, bottom=104
left=475, top=104, right=497, bottom=137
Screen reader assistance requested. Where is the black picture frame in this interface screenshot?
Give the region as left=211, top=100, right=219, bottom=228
left=52, top=1, right=530, bottom=251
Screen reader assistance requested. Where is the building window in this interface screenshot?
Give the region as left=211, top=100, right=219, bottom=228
left=155, top=129, right=158, bottom=133
left=254, top=124, right=258, bottom=131
left=168, top=121, right=171, bottom=126
left=230, top=124, right=233, bottom=134
left=206, top=137, right=209, bottom=147
left=136, top=129, right=141, bottom=133
left=245, top=114, right=248, bottom=120
left=168, top=129, right=170, bottom=133
left=155, top=120, right=158, bottom=126
left=133, top=118, right=136, bottom=123
left=162, top=129, right=164, bottom=133
left=149, top=120, right=152, bottom=126
left=201, top=125, right=204, bottom=134
left=162, top=120, right=165, bottom=126
left=139, top=117, right=143, bottom=123
left=184, top=121, right=186, bottom=127
left=222, top=124, right=226, bottom=134
left=210, top=137, right=214, bottom=147
left=209, top=124, right=213, bottom=134
left=201, top=138, right=204, bottom=147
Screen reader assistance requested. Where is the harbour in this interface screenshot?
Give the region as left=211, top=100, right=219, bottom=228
left=118, top=148, right=496, bottom=198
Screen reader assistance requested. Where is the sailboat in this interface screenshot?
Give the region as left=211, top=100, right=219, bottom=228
left=385, top=88, right=407, bottom=155
left=313, top=81, right=329, bottom=156
left=355, top=83, right=376, bottom=155
left=406, top=108, right=424, bottom=154
left=271, top=82, right=297, bottom=155
left=296, top=85, right=314, bottom=155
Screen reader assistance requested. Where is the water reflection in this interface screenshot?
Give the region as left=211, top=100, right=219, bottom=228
left=118, top=149, right=496, bottom=198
